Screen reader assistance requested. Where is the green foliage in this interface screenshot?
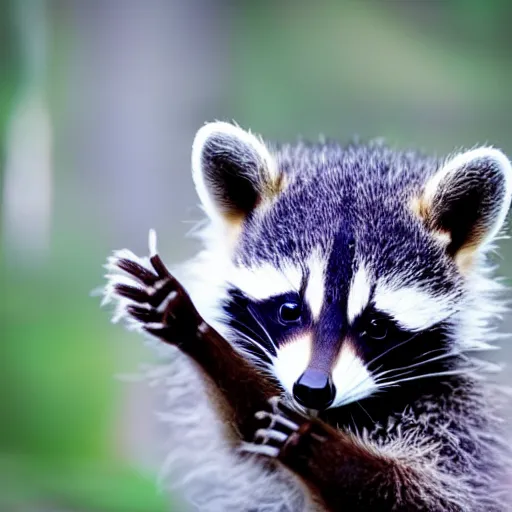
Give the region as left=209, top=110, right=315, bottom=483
left=0, top=243, right=170, bottom=510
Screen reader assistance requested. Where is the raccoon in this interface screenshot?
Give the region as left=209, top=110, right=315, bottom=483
left=102, top=122, right=512, bottom=511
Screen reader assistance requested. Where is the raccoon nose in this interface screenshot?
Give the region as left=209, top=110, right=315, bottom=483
left=293, top=369, right=336, bottom=410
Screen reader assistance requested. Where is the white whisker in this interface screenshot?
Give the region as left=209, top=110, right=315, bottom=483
left=376, top=368, right=474, bottom=389
left=374, top=369, right=415, bottom=383
left=234, top=331, right=276, bottom=362
left=373, top=352, right=458, bottom=381
left=356, top=401, right=375, bottom=424
left=333, top=365, right=381, bottom=407
left=246, top=305, right=278, bottom=350
left=411, top=347, right=446, bottom=361
left=229, top=317, right=274, bottom=350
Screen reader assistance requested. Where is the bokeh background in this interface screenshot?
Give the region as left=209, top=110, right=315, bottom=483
left=1, top=1, right=512, bottom=510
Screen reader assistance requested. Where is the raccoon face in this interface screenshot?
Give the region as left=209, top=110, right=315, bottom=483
left=191, top=122, right=512, bottom=411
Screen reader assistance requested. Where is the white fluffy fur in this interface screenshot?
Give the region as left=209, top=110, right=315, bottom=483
left=453, top=247, right=511, bottom=354
left=102, top=248, right=153, bottom=327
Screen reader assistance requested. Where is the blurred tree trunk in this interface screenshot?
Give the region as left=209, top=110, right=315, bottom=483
left=60, top=0, right=230, bottom=474
left=62, top=0, right=229, bottom=257
left=2, top=0, right=52, bottom=265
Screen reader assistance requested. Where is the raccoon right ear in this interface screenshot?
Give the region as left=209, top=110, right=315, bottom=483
left=416, top=147, right=512, bottom=261
left=191, top=122, right=283, bottom=226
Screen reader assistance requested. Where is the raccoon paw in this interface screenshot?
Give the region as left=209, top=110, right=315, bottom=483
left=103, top=229, right=205, bottom=345
left=241, top=397, right=319, bottom=460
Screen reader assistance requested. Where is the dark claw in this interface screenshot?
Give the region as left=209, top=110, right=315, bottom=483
left=115, top=279, right=176, bottom=309
left=127, top=305, right=162, bottom=323
left=117, top=258, right=158, bottom=286
left=150, top=254, right=172, bottom=280
left=115, top=284, right=149, bottom=303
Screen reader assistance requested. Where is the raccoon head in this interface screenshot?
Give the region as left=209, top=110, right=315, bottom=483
left=191, top=121, right=512, bottom=412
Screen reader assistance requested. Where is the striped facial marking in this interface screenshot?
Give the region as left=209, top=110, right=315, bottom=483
left=347, top=264, right=372, bottom=323
left=229, top=255, right=456, bottom=411
left=373, top=280, right=457, bottom=332
left=229, top=261, right=302, bottom=301
left=346, top=265, right=457, bottom=332
left=272, top=333, right=312, bottom=395
left=229, top=253, right=328, bottom=315
left=304, top=251, right=327, bottom=320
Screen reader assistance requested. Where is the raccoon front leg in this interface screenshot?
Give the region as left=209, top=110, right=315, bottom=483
left=244, top=397, right=461, bottom=512
left=105, top=237, right=279, bottom=439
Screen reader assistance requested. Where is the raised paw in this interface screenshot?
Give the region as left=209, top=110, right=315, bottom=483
left=240, top=396, right=323, bottom=461
left=102, top=229, right=206, bottom=347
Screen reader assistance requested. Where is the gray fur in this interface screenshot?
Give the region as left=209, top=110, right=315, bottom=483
left=104, top=128, right=512, bottom=511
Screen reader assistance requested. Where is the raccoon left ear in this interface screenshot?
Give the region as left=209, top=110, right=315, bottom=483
left=417, top=147, right=512, bottom=258
left=191, top=121, right=282, bottom=226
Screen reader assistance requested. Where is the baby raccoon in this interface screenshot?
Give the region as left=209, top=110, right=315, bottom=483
left=103, top=122, right=512, bottom=511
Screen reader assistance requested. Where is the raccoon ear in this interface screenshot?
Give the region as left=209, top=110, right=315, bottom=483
left=417, top=147, right=512, bottom=258
left=191, top=122, right=282, bottom=225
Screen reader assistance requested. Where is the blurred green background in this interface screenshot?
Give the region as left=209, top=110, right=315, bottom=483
left=1, top=1, right=512, bottom=510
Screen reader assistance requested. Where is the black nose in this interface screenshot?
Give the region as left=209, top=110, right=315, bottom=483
left=293, top=369, right=336, bottom=410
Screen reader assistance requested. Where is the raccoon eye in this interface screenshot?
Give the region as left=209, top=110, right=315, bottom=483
left=362, top=317, right=388, bottom=340
left=278, top=301, right=302, bottom=324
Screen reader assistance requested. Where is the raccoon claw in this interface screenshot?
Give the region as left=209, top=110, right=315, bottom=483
left=103, top=230, right=205, bottom=345
left=241, top=397, right=315, bottom=460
